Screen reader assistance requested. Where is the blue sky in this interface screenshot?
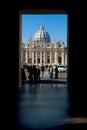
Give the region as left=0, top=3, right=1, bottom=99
left=22, top=14, right=68, bottom=47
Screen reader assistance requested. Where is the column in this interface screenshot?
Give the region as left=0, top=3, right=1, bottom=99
left=62, top=50, right=64, bottom=65
left=40, top=51, right=42, bottom=65
left=36, top=51, right=37, bottom=65
left=50, top=51, right=52, bottom=64
left=44, top=51, right=45, bottom=65
left=55, top=50, right=58, bottom=64
left=32, top=51, right=34, bottom=65
left=65, top=53, right=67, bottom=66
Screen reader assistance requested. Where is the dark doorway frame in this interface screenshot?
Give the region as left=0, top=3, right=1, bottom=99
left=19, top=9, right=69, bottom=88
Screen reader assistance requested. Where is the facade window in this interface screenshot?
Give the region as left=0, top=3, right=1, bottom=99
left=58, top=56, right=62, bottom=65
left=38, top=58, right=40, bottom=63
left=59, top=44, right=61, bottom=48
left=47, top=58, right=50, bottom=63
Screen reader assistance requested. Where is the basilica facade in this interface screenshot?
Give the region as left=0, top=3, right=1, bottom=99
left=21, top=25, right=67, bottom=67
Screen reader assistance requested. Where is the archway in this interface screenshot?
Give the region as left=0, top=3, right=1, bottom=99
left=58, top=56, right=62, bottom=65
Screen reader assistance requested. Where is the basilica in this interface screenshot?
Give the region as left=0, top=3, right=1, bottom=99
left=21, top=25, right=67, bottom=67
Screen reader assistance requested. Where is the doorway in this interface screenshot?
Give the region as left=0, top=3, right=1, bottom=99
left=19, top=9, right=68, bottom=88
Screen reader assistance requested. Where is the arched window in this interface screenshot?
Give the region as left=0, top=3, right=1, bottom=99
left=58, top=56, right=62, bottom=65
left=59, top=44, right=61, bottom=48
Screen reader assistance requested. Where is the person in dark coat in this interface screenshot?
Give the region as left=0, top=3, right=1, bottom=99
left=37, top=65, right=40, bottom=82
left=55, top=66, right=58, bottom=79
left=33, top=65, right=37, bottom=84
left=28, top=65, right=33, bottom=84
left=41, top=65, right=44, bottom=77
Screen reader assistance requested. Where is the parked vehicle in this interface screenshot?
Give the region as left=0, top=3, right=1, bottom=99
left=57, top=65, right=66, bottom=72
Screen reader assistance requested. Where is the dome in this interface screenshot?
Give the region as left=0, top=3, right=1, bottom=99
left=34, top=25, right=51, bottom=43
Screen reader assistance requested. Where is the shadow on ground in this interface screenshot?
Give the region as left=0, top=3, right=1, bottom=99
left=25, top=79, right=67, bottom=84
